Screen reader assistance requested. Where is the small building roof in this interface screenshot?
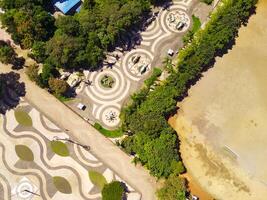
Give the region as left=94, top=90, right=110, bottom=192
left=53, top=0, right=81, bottom=14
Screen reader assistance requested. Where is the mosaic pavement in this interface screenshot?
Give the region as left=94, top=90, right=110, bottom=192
left=0, top=100, right=140, bottom=200
left=69, top=0, right=195, bottom=129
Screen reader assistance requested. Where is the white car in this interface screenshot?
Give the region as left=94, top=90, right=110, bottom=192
left=77, top=103, right=86, bottom=110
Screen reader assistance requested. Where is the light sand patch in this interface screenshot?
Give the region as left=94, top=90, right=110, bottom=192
left=170, top=0, right=267, bottom=199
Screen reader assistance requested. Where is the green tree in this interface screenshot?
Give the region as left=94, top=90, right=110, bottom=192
left=157, top=175, right=187, bottom=200
left=29, top=41, right=47, bottom=63
left=40, top=63, right=55, bottom=87
left=26, top=64, right=39, bottom=82
left=0, top=40, right=16, bottom=64
left=144, top=133, right=179, bottom=177
left=48, top=77, right=69, bottom=96
left=102, top=181, right=125, bottom=200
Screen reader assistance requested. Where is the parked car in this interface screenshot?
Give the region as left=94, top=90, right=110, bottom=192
left=77, top=103, right=86, bottom=110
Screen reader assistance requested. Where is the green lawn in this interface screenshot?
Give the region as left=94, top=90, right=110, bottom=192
left=15, top=145, right=34, bottom=161
left=53, top=176, right=72, bottom=194
left=183, top=15, right=202, bottom=45
left=88, top=170, right=107, bottom=190
left=50, top=141, right=69, bottom=157
left=14, top=109, right=33, bottom=127
left=94, top=123, right=123, bottom=138
left=192, top=15, right=201, bottom=33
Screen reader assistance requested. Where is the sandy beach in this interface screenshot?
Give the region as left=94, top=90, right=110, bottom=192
left=170, top=0, right=267, bottom=199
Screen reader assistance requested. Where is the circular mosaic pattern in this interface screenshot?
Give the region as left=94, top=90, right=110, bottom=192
left=16, top=181, right=34, bottom=199
left=99, top=74, right=116, bottom=89
left=101, top=107, right=120, bottom=127
left=161, top=8, right=191, bottom=33
left=86, top=67, right=130, bottom=103
left=122, top=49, right=153, bottom=81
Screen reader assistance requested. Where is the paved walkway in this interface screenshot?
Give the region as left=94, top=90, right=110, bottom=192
left=70, top=0, right=201, bottom=129
left=0, top=100, right=140, bottom=199
left=0, top=63, right=157, bottom=200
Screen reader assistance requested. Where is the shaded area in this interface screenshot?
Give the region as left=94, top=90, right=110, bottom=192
left=0, top=72, right=25, bottom=114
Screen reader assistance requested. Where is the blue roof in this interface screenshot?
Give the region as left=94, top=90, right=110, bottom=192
left=53, top=0, right=81, bottom=14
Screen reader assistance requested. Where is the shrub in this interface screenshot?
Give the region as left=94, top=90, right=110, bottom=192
left=157, top=175, right=187, bottom=200
left=102, top=181, right=125, bottom=200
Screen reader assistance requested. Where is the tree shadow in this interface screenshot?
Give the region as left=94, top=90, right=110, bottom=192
left=0, top=72, right=26, bottom=114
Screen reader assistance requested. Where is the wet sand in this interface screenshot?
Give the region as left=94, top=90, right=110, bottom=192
left=170, top=0, right=267, bottom=199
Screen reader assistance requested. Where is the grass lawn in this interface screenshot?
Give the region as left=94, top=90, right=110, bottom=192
left=56, top=95, right=73, bottom=102
left=192, top=15, right=201, bottom=33
left=88, top=170, right=107, bottom=190
left=14, top=109, right=33, bottom=127
left=53, top=176, right=72, bottom=194
left=94, top=123, right=123, bottom=138
left=50, top=141, right=69, bottom=157
left=15, top=145, right=34, bottom=161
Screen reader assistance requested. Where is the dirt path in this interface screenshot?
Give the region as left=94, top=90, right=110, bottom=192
left=170, top=0, right=267, bottom=199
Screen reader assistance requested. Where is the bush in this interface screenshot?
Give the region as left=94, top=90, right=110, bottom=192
left=102, top=181, right=125, bottom=200
left=183, top=15, right=201, bottom=45
left=26, top=64, right=39, bottom=82
left=157, top=174, right=187, bottom=200
left=144, top=67, right=162, bottom=87
left=48, top=77, right=69, bottom=97
left=0, top=40, right=16, bottom=64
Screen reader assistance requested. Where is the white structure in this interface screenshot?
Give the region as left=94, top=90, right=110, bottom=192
left=77, top=103, right=86, bottom=110
left=168, top=49, right=174, bottom=56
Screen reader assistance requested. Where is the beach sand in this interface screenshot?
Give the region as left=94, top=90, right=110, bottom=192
left=170, top=0, right=267, bottom=199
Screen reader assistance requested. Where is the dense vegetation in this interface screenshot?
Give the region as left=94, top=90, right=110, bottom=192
left=120, top=0, right=258, bottom=196
left=101, top=181, right=125, bottom=200
left=0, top=0, right=55, bottom=48
left=157, top=175, right=187, bottom=200
left=182, top=15, right=201, bottom=45
left=0, top=40, right=16, bottom=64
left=1, top=0, right=165, bottom=70
left=1, top=0, right=166, bottom=99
